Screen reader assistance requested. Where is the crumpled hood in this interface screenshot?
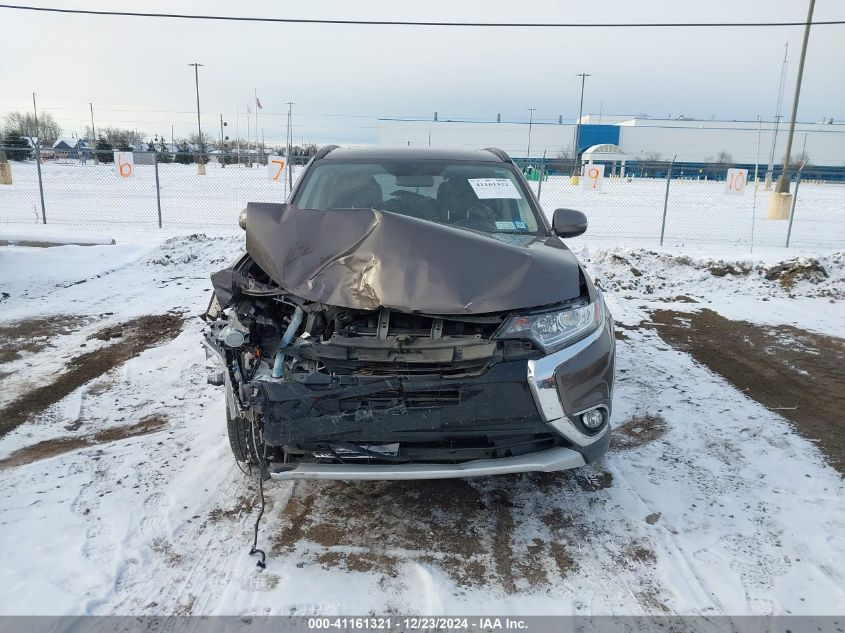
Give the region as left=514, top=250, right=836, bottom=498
left=243, top=202, right=584, bottom=315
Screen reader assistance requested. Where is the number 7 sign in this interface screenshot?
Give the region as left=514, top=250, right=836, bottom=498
left=267, top=155, right=286, bottom=182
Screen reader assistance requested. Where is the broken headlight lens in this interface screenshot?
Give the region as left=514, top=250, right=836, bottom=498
left=497, top=295, right=604, bottom=353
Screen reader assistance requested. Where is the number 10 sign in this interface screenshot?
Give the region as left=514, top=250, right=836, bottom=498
left=725, top=168, right=748, bottom=195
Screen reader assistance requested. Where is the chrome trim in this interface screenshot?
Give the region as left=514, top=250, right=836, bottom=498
left=268, top=446, right=586, bottom=481
left=526, top=324, right=609, bottom=447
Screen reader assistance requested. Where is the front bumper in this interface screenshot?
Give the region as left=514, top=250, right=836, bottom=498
left=269, top=445, right=586, bottom=481
left=247, top=311, right=614, bottom=480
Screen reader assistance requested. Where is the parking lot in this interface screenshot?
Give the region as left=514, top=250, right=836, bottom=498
left=0, top=231, right=843, bottom=615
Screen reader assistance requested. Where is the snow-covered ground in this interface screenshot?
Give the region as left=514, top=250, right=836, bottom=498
left=1, top=161, right=843, bottom=249
left=0, top=228, right=843, bottom=616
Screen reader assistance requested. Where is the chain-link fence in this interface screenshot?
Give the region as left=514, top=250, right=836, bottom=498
left=0, top=148, right=309, bottom=229
left=524, top=156, right=844, bottom=250
left=0, top=146, right=843, bottom=250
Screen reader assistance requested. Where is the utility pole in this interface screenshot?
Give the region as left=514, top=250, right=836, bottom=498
left=526, top=108, right=536, bottom=161
left=573, top=73, right=591, bottom=177
left=89, top=102, right=98, bottom=164
left=775, top=0, right=814, bottom=195
left=765, top=42, right=789, bottom=189
left=188, top=62, right=205, bottom=174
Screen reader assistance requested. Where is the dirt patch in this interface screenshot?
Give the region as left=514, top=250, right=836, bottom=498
left=0, top=315, right=183, bottom=437
left=708, top=262, right=751, bottom=278
left=651, top=308, right=845, bottom=472
left=574, top=469, right=614, bottom=492
left=269, top=473, right=594, bottom=591
left=764, top=259, right=828, bottom=289
left=613, top=414, right=669, bottom=451
left=208, top=494, right=256, bottom=523
left=0, top=414, right=169, bottom=470
left=0, top=314, right=89, bottom=364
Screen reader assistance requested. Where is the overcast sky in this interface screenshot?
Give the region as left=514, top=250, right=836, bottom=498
left=1, top=0, right=844, bottom=145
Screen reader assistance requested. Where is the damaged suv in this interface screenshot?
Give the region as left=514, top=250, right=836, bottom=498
left=203, top=147, right=614, bottom=480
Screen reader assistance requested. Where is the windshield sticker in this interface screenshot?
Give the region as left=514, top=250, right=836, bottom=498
left=468, top=178, right=522, bottom=199
left=513, top=220, right=528, bottom=230
left=495, top=221, right=516, bottom=230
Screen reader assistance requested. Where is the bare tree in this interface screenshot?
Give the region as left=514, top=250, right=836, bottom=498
left=4, top=111, right=61, bottom=141
left=782, top=151, right=812, bottom=170
left=85, top=126, right=146, bottom=146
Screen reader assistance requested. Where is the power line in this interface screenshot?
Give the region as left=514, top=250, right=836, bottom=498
left=2, top=4, right=844, bottom=28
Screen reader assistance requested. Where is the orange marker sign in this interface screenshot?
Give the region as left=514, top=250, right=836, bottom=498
left=581, top=164, right=605, bottom=191
left=725, top=168, right=748, bottom=195
left=115, top=152, right=134, bottom=178
left=268, top=155, right=286, bottom=182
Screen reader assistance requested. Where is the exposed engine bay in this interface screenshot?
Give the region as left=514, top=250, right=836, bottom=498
left=203, top=253, right=575, bottom=469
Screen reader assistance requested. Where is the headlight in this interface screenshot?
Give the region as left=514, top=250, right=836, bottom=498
left=497, top=296, right=604, bottom=353
left=238, top=208, right=248, bottom=230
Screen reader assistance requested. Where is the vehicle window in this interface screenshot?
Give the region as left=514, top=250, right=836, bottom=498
left=295, top=160, right=541, bottom=234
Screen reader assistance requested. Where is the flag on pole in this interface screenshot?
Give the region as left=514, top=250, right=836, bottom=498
left=246, top=105, right=252, bottom=115
left=255, top=96, right=263, bottom=109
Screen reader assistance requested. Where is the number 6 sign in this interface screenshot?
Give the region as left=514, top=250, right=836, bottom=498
left=581, top=163, right=605, bottom=191
left=267, top=155, right=286, bottom=182
left=725, top=168, right=748, bottom=195
left=114, top=152, right=134, bottom=178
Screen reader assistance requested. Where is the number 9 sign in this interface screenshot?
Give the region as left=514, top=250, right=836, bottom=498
left=114, top=152, right=134, bottom=179
left=725, top=168, right=748, bottom=195
left=581, top=164, right=605, bottom=191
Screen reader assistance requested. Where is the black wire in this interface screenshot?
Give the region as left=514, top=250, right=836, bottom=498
left=1, top=4, right=843, bottom=28
left=249, top=431, right=267, bottom=570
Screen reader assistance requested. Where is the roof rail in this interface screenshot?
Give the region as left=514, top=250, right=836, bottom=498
left=483, top=147, right=513, bottom=163
left=314, top=144, right=339, bottom=161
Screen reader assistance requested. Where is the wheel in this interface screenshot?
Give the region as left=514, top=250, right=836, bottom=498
left=226, top=406, right=260, bottom=464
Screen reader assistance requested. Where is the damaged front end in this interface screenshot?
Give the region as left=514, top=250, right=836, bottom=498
left=203, top=203, right=613, bottom=480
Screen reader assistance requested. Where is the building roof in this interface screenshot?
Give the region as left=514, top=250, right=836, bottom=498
left=582, top=144, right=628, bottom=162
left=321, top=146, right=507, bottom=162
left=53, top=138, right=81, bottom=149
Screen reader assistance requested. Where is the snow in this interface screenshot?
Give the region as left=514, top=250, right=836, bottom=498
left=0, top=228, right=843, bottom=616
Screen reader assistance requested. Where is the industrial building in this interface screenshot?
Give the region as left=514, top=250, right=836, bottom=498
left=377, top=115, right=845, bottom=177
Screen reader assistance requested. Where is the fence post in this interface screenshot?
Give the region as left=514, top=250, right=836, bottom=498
left=537, top=150, right=547, bottom=200
left=35, top=144, right=47, bottom=224
left=659, top=155, right=677, bottom=247
left=153, top=151, right=163, bottom=228
left=785, top=168, right=803, bottom=248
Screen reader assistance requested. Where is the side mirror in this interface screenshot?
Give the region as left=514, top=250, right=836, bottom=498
left=552, top=208, right=587, bottom=238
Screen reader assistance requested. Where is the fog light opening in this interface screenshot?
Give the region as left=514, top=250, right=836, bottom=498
left=581, top=408, right=605, bottom=430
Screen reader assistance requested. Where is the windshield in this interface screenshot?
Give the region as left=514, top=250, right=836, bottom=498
left=294, top=159, right=541, bottom=234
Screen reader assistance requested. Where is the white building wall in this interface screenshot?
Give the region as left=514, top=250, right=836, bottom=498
left=377, top=119, right=577, bottom=159
left=377, top=118, right=845, bottom=166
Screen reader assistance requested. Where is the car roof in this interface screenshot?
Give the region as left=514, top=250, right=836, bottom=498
left=320, top=146, right=507, bottom=163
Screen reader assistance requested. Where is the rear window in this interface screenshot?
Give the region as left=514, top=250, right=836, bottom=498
left=294, top=159, right=541, bottom=235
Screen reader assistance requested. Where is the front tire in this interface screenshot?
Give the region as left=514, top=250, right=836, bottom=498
left=226, top=407, right=260, bottom=464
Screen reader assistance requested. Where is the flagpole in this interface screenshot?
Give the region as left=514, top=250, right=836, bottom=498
left=235, top=106, right=241, bottom=167
left=254, top=88, right=259, bottom=164
left=246, top=103, right=251, bottom=167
